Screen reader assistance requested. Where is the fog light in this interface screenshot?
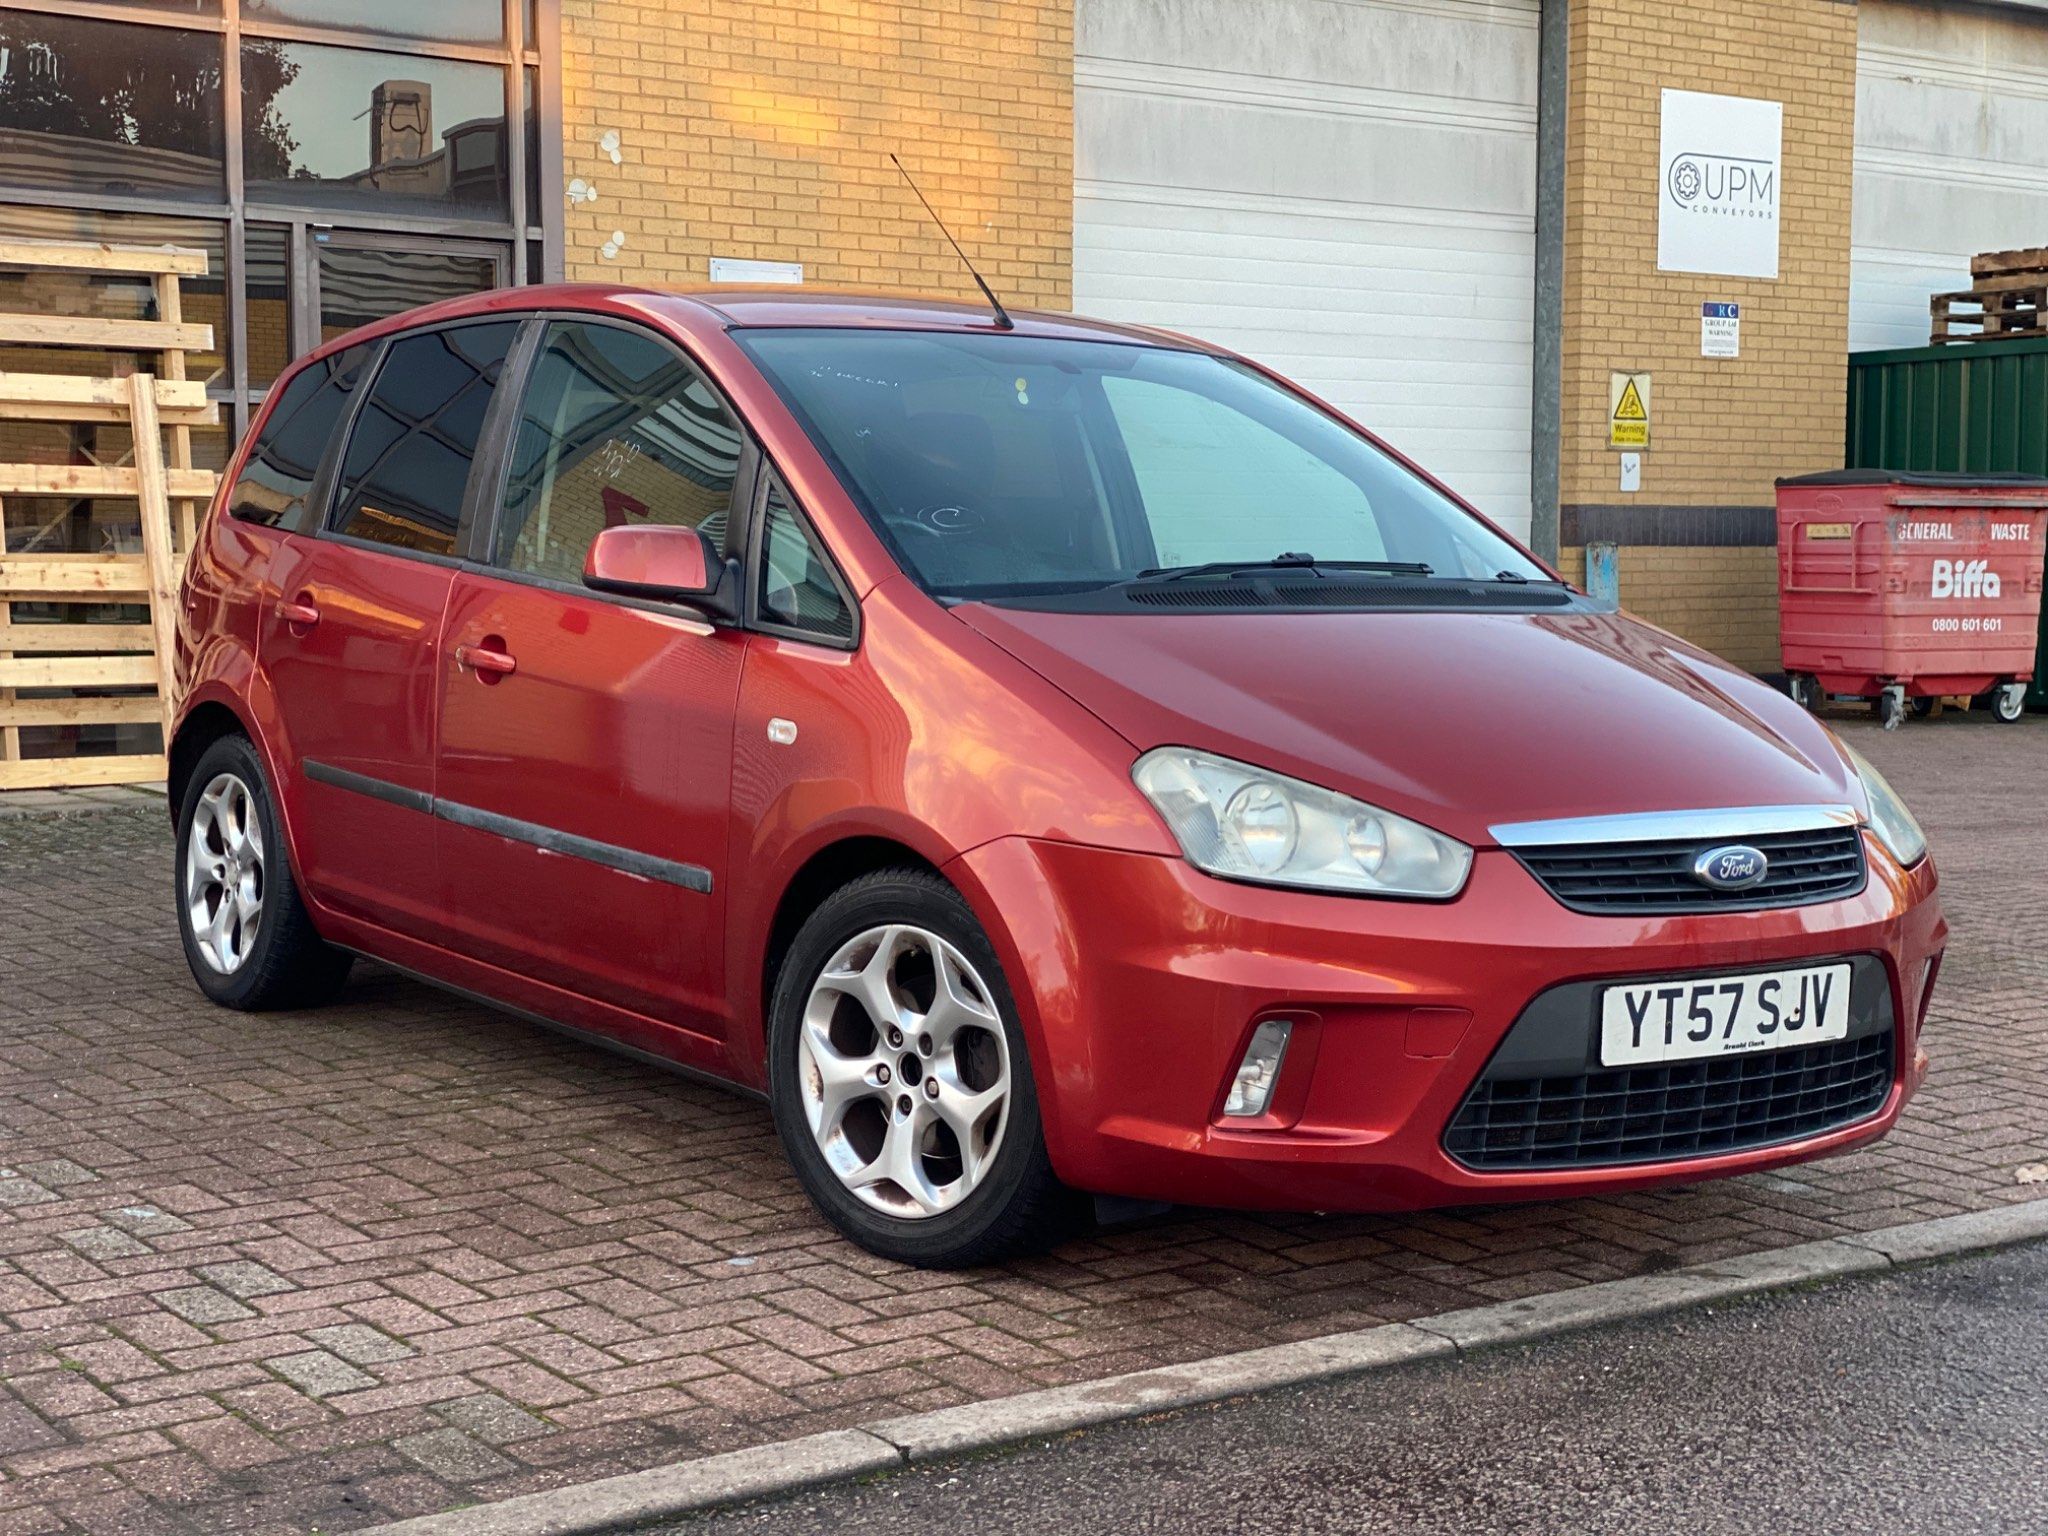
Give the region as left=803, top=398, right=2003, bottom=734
left=1223, top=1019, right=1293, bottom=1118
left=1917, top=952, right=1943, bottom=1030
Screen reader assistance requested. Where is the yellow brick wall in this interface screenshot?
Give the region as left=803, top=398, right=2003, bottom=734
left=557, top=0, right=1073, bottom=309
left=1560, top=0, right=1856, bottom=670
left=1562, top=0, right=1856, bottom=504
left=1557, top=545, right=1781, bottom=673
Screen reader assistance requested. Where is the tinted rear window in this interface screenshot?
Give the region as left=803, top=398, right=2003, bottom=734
left=330, top=321, right=519, bottom=556
left=226, top=344, right=371, bottom=533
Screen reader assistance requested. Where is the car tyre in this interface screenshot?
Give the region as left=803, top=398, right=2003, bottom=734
left=767, top=868, right=1079, bottom=1267
left=175, top=734, right=352, bottom=1010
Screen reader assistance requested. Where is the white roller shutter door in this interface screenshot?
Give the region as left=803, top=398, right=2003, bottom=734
left=1074, top=0, right=1542, bottom=541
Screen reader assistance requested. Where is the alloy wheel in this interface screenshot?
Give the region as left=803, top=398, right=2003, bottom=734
left=185, top=771, right=265, bottom=974
left=797, top=923, right=1012, bottom=1219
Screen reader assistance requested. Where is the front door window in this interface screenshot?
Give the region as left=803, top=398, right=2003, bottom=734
left=493, top=320, right=744, bottom=584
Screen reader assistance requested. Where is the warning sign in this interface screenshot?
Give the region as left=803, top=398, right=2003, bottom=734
left=1610, top=371, right=1651, bottom=449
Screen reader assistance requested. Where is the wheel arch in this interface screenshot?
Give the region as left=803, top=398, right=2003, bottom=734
left=168, top=698, right=256, bottom=816
left=758, top=835, right=945, bottom=1052
left=167, top=687, right=316, bottom=911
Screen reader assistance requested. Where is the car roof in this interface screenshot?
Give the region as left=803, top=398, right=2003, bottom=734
left=298, top=283, right=1213, bottom=369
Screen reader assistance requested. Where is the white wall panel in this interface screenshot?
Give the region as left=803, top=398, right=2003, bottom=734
left=1852, top=0, right=2048, bottom=351
left=1075, top=0, right=1541, bottom=540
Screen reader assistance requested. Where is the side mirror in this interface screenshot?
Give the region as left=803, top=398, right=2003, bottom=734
left=583, top=524, right=736, bottom=619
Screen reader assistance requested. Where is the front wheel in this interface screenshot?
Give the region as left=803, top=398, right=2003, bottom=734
left=174, top=734, right=352, bottom=1009
left=1993, top=683, right=2028, bottom=724
left=767, top=869, right=1078, bottom=1267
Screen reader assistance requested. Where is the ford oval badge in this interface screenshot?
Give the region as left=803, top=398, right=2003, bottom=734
left=1693, top=844, right=1769, bottom=891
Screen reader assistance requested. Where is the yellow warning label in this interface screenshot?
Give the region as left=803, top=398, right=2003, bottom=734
left=1609, top=371, right=1651, bottom=449
left=1803, top=522, right=1853, bottom=541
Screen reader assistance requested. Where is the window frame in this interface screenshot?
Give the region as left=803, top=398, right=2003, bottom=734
left=312, top=314, right=524, bottom=567
left=745, top=466, right=861, bottom=652
left=0, top=0, right=565, bottom=441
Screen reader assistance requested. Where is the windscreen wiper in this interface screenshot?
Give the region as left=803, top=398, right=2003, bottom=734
left=1131, top=553, right=1434, bottom=582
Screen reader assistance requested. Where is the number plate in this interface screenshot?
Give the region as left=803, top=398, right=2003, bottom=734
left=1599, top=963, right=1852, bottom=1067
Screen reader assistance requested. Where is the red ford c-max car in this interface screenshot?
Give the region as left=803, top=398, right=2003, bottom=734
left=171, top=286, right=1944, bottom=1267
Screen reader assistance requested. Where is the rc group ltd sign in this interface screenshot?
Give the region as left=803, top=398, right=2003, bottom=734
left=1658, top=88, right=1783, bottom=280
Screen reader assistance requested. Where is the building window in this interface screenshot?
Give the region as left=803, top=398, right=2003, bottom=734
left=0, top=0, right=559, bottom=444
left=240, top=0, right=503, bottom=46
left=242, top=42, right=510, bottom=217
left=0, top=11, right=226, bottom=201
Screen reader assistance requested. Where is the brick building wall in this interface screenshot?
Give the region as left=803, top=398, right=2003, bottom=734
left=1559, top=0, right=1859, bottom=671
left=1554, top=543, right=1782, bottom=666
left=556, top=0, right=1073, bottom=310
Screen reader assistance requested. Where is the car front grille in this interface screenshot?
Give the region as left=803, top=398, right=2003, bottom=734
left=1443, top=1029, right=1894, bottom=1171
left=1512, top=824, right=1867, bottom=915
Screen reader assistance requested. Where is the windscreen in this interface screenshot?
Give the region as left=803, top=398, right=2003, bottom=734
left=736, top=328, right=1546, bottom=603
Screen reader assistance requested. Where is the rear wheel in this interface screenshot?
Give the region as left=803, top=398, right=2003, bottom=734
left=1992, top=683, right=2027, bottom=724
left=174, top=734, right=351, bottom=1010
left=767, top=869, right=1077, bottom=1267
left=1786, top=673, right=1820, bottom=711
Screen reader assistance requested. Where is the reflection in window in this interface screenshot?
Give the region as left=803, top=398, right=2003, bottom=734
left=0, top=12, right=224, bottom=201
left=0, top=207, right=226, bottom=397
left=241, top=0, right=502, bottom=45
left=243, top=41, right=508, bottom=215
left=316, top=242, right=498, bottom=345
left=496, top=322, right=742, bottom=585
left=759, top=487, right=854, bottom=642
left=228, top=344, right=371, bottom=532
left=331, top=322, right=516, bottom=555
left=1102, top=376, right=1386, bottom=570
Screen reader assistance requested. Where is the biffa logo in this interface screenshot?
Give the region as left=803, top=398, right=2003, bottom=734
left=1930, top=559, right=2001, bottom=600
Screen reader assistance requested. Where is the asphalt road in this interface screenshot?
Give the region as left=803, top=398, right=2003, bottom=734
left=674, top=1240, right=2048, bottom=1535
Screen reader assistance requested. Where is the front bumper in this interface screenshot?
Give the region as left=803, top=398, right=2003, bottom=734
left=946, top=833, right=1944, bottom=1212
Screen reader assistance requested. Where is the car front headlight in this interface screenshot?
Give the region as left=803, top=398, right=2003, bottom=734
left=1839, top=740, right=1927, bottom=868
left=1132, top=747, right=1473, bottom=898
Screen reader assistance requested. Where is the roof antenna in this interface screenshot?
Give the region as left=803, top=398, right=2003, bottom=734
left=890, top=153, right=1015, bottom=331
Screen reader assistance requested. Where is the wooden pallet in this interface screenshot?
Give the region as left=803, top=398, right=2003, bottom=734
left=1930, top=281, right=2047, bottom=345
left=1971, top=246, right=2048, bottom=281
left=0, top=240, right=218, bottom=791
left=1933, top=246, right=2048, bottom=344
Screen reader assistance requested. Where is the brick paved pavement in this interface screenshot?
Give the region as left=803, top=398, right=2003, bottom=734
left=0, top=716, right=2042, bottom=1535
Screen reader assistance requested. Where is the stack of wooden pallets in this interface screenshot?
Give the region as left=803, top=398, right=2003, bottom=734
left=0, top=239, right=218, bottom=791
left=1930, top=248, right=2048, bottom=344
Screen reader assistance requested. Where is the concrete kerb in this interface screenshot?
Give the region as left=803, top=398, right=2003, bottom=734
left=365, top=1201, right=2048, bottom=1536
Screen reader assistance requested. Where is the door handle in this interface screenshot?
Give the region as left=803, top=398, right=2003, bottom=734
left=278, top=598, right=320, bottom=628
left=455, top=642, right=518, bottom=678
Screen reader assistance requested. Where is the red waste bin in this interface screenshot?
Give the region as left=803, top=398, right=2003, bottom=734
left=1777, top=470, right=2048, bottom=728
